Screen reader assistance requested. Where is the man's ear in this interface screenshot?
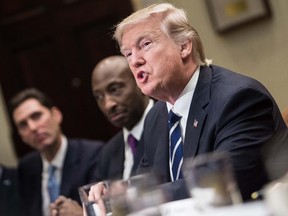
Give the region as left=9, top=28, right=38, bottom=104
left=51, top=107, right=63, bottom=124
left=180, top=40, right=192, bottom=58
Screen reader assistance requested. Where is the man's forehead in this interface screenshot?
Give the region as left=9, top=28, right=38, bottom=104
left=13, top=99, right=45, bottom=120
left=120, top=30, right=159, bottom=52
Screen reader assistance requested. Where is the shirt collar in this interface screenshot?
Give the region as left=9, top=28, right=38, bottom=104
left=166, top=66, right=200, bottom=119
left=42, top=135, right=68, bottom=171
left=123, top=98, right=154, bottom=141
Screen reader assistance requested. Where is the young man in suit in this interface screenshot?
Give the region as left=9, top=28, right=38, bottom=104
left=9, top=88, right=104, bottom=216
left=89, top=3, right=288, bottom=207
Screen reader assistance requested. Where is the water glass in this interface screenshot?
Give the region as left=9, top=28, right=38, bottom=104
left=183, top=152, right=242, bottom=210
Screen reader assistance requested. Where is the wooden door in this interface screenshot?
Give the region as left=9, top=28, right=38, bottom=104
left=0, top=0, right=133, bottom=158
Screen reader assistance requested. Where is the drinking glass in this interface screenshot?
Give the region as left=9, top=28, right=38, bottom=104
left=79, top=181, right=114, bottom=216
left=79, top=173, right=167, bottom=216
left=183, top=152, right=242, bottom=210
left=124, top=173, right=168, bottom=216
left=264, top=174, right=288, bottom=216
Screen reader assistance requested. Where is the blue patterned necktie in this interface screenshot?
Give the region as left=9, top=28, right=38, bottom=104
left=168, top=110, right=184, bottom=181
left=47, top=165, right=59, bottom=202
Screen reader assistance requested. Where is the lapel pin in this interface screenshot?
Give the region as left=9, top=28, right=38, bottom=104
left=193, top=119, right=198, bottom=128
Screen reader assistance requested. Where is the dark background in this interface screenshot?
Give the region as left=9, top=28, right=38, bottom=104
left=0, top=0, right=133, bottom=159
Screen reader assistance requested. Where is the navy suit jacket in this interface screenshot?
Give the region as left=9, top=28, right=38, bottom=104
left=18, top=139, right=103, bottom=216
left=95, top=131, right=145, bottom=181
left=139, top=65, right=288, bottom=201
left=0, top=166, right=20, bottom=216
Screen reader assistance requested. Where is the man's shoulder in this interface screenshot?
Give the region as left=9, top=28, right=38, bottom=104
left=145, top=101, right=166, bottom=121
left=19, top=151, right=40, bottom=165
left=67, top=138, right=104, bottom=154
left=18, top=151, right=41, bottom=175
left=1, top=166, right=18, bottom=179
left=102, top=132, right=124, bottom=152
left=107, top=131, right=123, bottom=142
left=68, top=138, right=104, bottom=147
left=208, top=64, right=261, bottom=84
left=148, top=100, right=165, bottom=113
left=202, top=65, right=268, bottom=98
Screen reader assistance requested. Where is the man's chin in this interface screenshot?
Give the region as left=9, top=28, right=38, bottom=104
left=110, top=115, right=127, bottom=127
left=109, top=119, right=126, bottom=128
left=141, top=86, right=155, bottom=98
left=36, top=142, right=51, bottom=151
left=111, top=122, right=123, bottom=128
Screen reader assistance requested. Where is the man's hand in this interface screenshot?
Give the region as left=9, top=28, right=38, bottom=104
left=50, top=195, right=83, bottom=216
left=87, top=182, right=108, bottom=216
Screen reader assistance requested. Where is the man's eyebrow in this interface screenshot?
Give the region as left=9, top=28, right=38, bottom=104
left=120, top=32, right=153, bottom=53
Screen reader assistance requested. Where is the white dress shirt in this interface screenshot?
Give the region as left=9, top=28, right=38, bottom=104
left=122, top=99, right=154, bottom=180
left=41, top=135, right=68, bottom=216
left=166, top=66, right=200, bottom=142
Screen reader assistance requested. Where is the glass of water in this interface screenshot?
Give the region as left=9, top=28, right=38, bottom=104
left=183, top=152, right=242, bottom=210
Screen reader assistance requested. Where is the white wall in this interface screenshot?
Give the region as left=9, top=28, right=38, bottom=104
left=0, top=86, right=17, bottom=166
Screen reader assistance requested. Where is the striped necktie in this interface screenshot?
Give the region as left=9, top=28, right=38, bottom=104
left=47, top=165, right=59, bottom=202
left=168, top=110, right=184, bottom=181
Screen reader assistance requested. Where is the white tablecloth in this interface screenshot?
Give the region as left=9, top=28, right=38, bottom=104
left=159, top=198, right=271, bottom=216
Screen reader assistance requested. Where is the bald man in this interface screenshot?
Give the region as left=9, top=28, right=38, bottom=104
left=53, top=56, right=154, bottom=216
left=91, top=55, right=154, bottom=181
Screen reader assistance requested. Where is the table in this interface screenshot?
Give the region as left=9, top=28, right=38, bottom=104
left=159, top=198, right=272, bottom=216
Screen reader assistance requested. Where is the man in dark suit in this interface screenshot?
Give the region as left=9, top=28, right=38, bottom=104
left=109, top=3, right=288, bottom=202
left=0, top=164, right=20, bottom=216
left=56, top=56, right=152, bottom=216
left=85, top=56, right=154, bottom=216
left=91, top=55, right=154, bottom=181
left=9, top=88, right=103, bottom=216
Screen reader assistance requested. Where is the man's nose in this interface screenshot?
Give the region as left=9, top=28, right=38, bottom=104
left=27, top=119, right=38, bottom=131
left=130, top=52, right=145, bottom=68
left=103, top=95, right=117, bottom=111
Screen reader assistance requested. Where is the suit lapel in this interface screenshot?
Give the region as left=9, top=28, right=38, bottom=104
left=153, top=104, right=170, bottom=180
left=61, top=140, right=78, bottom=196
left=111, top=135, right=125, bottom=176
left=32, top=155, right=43, bottom=215
left=133, top=136, right=143, bottom=171
left=184, top=66, right=212, bottom=158
left=184, top=103, right=207, bottom=158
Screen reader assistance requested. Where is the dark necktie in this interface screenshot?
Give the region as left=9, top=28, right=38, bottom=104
left=168, top=110, right=184, bottom=181
left=47, top=165, right=59, bottom=202
left=127, top=134, right=138, bottom=157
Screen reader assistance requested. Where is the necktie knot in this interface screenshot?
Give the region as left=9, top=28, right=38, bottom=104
left=168, top=110, right=181, bottom=126
left=128, top=134, right=138, bottom=156
left=48, top=165, right=56, bottom=176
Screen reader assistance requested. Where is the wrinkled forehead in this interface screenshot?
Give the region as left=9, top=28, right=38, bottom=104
left=118, top=14, right=164, bottom=47
left=120, top=22, right=164, bottom=54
